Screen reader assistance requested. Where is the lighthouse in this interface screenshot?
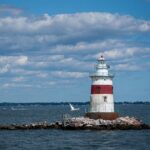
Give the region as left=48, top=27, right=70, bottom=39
left=86, top=56, right=118, bottom=120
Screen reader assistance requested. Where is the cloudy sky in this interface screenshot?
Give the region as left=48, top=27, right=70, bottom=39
left=0, top=0, right=150, bottom=102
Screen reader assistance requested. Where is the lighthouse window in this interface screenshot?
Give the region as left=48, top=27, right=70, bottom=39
left=104, top=96, right=107, bottom=102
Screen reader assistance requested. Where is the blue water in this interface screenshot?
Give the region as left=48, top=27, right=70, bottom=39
left=0, top=104, right=150, bottom=150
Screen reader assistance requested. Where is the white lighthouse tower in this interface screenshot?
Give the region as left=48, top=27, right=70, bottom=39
left=86, top=56, right=118, bottom=120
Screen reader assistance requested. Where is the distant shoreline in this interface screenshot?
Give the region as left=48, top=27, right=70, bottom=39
left=0, top=101, right=150, bottom=106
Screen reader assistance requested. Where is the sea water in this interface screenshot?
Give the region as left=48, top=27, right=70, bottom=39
left=0, top=104, right=150, bottom=150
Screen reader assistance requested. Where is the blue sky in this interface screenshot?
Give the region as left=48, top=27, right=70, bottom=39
left=0, top=0, right=150, bottom=102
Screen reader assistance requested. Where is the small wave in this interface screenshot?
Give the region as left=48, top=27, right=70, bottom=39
left=10, top=107, right=27, bottom=111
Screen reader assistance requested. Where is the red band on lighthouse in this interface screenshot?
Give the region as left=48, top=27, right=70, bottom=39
left=91, top=85, right=113, bottom=94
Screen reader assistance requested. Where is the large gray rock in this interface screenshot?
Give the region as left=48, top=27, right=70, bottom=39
left=62, top=116, right=147, bottom=130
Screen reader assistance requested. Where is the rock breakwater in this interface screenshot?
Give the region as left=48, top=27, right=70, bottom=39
left=0, top=116, right=150, bottom=130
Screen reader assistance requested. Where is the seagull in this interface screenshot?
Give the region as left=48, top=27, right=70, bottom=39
left=69, top=103, right=80, bottom=111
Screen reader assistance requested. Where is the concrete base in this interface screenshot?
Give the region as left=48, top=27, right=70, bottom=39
left=85, top=112, right=119, bottom=120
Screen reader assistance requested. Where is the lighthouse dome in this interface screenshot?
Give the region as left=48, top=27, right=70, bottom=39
left=95, top=56, right=109, bottom=76
left=90, top=55, right=114, bottom=78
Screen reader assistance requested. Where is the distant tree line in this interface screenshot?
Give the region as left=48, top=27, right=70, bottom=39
left=0, top=101, right=150, bottom=106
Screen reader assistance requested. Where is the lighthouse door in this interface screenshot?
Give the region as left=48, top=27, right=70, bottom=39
left=103, top=96, right=107, bottom=112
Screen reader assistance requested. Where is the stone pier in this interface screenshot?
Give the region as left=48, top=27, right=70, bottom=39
left=0, top=116, right=150, bottom=130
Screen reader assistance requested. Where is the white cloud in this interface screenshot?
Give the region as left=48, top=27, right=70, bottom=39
left=11, top=68, right=42, bottom=76
left=0, top=12, right=149, bottom=89
left=0, top=55, right=28, bottom=75
left=0, top=12, right=150, bottom=53
left=1, top=83, right=32, bottom=88
left=29, top=54, right=93, bottom=71
left=51, top=71, right=88, bottom=78
left=47, top=81, right=56, bottom=85
left=53, top=41, right=107, bottom=53
left=93, top=47, right=150, bottom=59
left=114, top=63, right=140, bottom=71
left=16, top=56, right=28, bottom=65
left=0, top=5, right=23, bottom=15
left=1, top=12, right=149, bottom=33
left=12, top=77, right=25, bottom=82
left=33, top=55, right=64, bottom=67
left=0, top=55, right=28, bottom=66
left=0, top=64, right=10, bottom=73
left=36, top=73, right=48, bottom=78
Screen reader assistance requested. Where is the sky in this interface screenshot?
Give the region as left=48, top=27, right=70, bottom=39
left=0, top=0, right=150, bottom=102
